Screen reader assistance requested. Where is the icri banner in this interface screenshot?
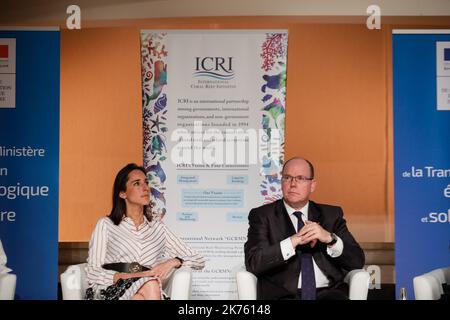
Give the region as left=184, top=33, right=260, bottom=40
left=0, top=28, right=60, bottom=299
left=140, top=30, right=288, bottom=299
left=393, top=30, right=450, bottom=300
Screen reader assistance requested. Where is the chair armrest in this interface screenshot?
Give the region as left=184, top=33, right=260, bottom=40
left=163, top=266, right=192, bottom=300
left=62, top=263, right=191, bottom=300
left=0, top=273, right=17, bottom=300
left=236, top=270, right=257, bottom=300
left=61, top=265, right=83, bottom=300
left=427, top=269, right=445, bottom=295
left=442, top=266, right=450, bottom=284
left=344, top=269, right=370, bottom=300
left=413, top=274, right=442, bottom=300
left=236, top=269, right=369, bottom=300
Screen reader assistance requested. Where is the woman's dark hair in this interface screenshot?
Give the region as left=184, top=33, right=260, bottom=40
left=108, top=163, right=152, bottom=225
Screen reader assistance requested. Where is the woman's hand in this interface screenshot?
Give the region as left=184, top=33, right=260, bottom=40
left=113, top=272, right=122, bottom=284
left=112, top=259, right=182, bottom=282
left=145, top=259, right=180, bottom=280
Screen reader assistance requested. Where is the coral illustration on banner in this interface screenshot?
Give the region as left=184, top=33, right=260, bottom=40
left=141, top=32, right=168, bottom=221
left=259, top=33, right=287, bottom=203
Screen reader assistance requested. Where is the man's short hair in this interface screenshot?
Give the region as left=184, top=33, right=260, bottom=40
left=281, top=157, right=315, bottom=179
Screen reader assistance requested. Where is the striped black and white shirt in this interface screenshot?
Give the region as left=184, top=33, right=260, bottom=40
left=85, top=215, right=205, bottom=299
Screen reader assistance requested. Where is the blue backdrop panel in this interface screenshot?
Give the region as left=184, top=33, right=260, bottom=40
left=0, top=29, right=60, bottom=299
left=393, top=32, right=450, bottom=300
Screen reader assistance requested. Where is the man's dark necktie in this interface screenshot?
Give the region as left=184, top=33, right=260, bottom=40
left=293, top=211, right=316, bottom=300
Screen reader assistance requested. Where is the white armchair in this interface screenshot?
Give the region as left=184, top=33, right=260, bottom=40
left=413, top=266, right=450, bottom=300
left=0, top=239, right=16, bottom=300
left=236, top=268, right=258, bottom=300
left=236, top=268, right=370, bottom=300
left=344, top=269, right=371, bottom=300
left=0, top=273, right=17, bottom=300
left=60, top=263, right=193, bottom=300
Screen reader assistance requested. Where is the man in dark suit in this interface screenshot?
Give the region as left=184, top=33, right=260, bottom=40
left=244, top=157, right=365, bottom=300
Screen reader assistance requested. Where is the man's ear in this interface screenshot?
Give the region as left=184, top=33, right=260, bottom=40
left=310, top=180, right=317, bottom=193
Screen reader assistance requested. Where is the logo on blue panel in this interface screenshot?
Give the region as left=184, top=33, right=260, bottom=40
left=444, top=48, right=450, bottom=61
left=0, top=44, right=9, bottom=61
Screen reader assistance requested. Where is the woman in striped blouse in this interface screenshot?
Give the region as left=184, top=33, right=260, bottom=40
left=85, top=163, right=205, bottom=300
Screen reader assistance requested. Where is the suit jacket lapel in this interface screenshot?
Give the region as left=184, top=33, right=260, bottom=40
left=274, top=199, right=296, bottom=238
left=307, top=200, right=321, bottom=223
